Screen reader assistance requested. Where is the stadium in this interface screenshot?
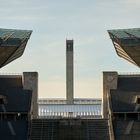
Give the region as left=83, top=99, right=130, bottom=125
left=0, top=28, right=140, bottom=140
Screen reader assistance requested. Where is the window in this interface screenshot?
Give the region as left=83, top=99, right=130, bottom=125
left=67, top=43, right=73, bottom=51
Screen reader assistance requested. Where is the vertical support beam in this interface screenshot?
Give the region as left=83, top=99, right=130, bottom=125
left=138, top=113, right=140, bottom=120
left=23, top=72, right=38, bottom=119
left=103, top=71, right=118, bottom=119
left=66, top=40, right=74, bottom=104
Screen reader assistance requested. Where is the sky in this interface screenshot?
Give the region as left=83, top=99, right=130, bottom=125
left=0, top=0, right=140, bottom=99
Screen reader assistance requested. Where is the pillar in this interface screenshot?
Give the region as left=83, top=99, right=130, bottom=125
left=23, top=72, right=38, bottom=119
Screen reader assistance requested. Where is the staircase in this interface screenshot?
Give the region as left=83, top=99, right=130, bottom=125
left=83, top=119, right=110, bottom=140
left=30, top=119, right=57, bottom=140
left=30, top=119, right=110, bottom=140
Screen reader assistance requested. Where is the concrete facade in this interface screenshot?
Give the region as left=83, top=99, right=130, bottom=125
left=66, top=40, right=74, bottom=104
left=103, top=71, right=118, bottom=119
left=23, top=72, right=38, bottom=118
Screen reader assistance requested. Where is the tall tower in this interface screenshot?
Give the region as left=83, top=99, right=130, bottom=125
left=66, top=40, right=74, bottom=104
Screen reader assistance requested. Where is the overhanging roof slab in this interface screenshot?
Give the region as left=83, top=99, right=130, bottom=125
left=108, top=28, right=140, bottom=67
left=0, top=28, right=32, bottom=68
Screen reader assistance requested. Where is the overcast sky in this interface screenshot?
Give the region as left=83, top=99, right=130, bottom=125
left=0, top=0, right=140, bottom=98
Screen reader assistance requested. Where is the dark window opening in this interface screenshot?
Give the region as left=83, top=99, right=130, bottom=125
left=0, top=98, right=4, bottom=104
left=114, top=113, right=125, bottom=120
left=127, top=113, right=138, bottom=120
left=137, top=98, right=140, bottom=104
left=67, top=43, right=73, bottom=51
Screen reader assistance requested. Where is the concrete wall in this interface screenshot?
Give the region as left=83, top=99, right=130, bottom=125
left=23, top=72, right=38, bottom=119
left=103, top=72, right=118, bottom=119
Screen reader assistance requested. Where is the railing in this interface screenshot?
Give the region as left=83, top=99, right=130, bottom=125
left=38, top=98, right=102, bottom=105
left=118, top=72, right=140, bottom=76
left=0, top=73, right=22, bottom=76
left=39, top=111, right=101, bottom=117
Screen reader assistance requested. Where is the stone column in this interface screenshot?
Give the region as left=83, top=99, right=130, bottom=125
left=23, top=72, right=38, bottom=119
left=103, top=71, right=118, bottom=119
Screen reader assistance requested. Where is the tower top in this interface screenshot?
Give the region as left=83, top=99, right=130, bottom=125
left=66, top=39, right=73, bottom=43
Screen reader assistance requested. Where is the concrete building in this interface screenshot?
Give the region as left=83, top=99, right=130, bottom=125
left=103, top=72, right=140, bottom=140
left=0, top=28, right=34, bottom=140
left=1, top=27, right=140, bottom=140
left=106, top=28, right=140, bottom=140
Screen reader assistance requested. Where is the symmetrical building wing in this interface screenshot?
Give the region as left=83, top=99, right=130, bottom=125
left=108, top=28, right=140, bottom=67
left=0, top=28, right=32, bottom=68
